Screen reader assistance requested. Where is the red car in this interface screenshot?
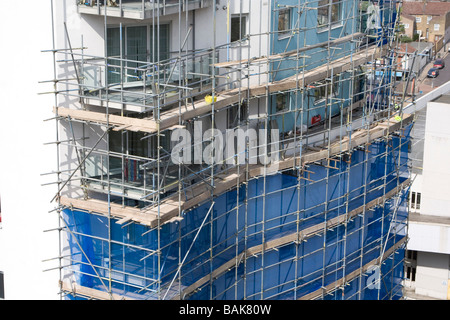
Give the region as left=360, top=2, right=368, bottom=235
left=433, top=59, right=445, bottom=69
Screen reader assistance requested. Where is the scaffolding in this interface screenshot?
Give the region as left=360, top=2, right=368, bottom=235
left=43, top=0, right=416, bottom=300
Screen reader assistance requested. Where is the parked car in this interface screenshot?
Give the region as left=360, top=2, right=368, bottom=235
left=427, top=68, right=439, bottom=78
left=433, top=59, right=445, bottom=69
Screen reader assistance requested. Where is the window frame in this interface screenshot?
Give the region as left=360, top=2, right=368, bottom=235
left=409, top=191, right=421, bottom=211
left=106, top=23, right=171, bottom=84
left=313, top=74, right=340, bottom=104
left=275, top=92, right=290, bottom=112
left=278, top=8, right=292, bottom=38
left=227, top=101, right=249, bottom=127
left=317, top=0, right=342, bottom=29
left=230, top=14, right=248, bottom=43
left=404, top=250, right=417, bottom=283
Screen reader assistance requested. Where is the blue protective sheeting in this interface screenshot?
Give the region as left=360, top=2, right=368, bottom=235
left=63, top=125, right=411, bottom=300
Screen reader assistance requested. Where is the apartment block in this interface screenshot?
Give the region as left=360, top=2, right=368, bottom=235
left=45, top=0, right=413, bottom=300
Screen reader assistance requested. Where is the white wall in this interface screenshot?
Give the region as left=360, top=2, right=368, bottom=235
left=0, top=2, right=60, bottom=299
left=409, top=174, right=423, bottom=196
left=408, top=222, right=450, bottom=255
left=55, top=0, right=105, bottom=107
left=421, top=102, right=450, bottom=217
left=226, top=0, right=270, bottom=87
left=415, top=251, right=449, bottom=300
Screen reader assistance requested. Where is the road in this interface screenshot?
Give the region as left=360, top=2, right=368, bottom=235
left=421, top=50, right=450, bottom=88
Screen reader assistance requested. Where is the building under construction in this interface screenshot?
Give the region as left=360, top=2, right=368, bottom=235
left=46, top=0, right=413, bottom=300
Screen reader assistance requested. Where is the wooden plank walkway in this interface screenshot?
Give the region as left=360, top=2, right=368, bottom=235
left=59, top=113, right=413, bottom=230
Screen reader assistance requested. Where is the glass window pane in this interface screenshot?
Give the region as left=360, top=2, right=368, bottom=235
left=278, top=9, right=290, bottom=34
left=150, top=24, right=170, bottom=62
left=318, top=0, right=341, bottom=26
left=127, top=26, right=147, bottom=82
left=411, top=192, right=416, bottom=209
left=107, top=27, right=124, bottom=85
left=231, top=16, right=246, bottom=42
left=231, top=17, right=241, bottom=42
left=318, top=0, right=329, bottom=26
left=276, top=93, right=288, bottom=112
left=331, top=0, right=341, bottom=23
left=416, top=192, right=421, bottom=209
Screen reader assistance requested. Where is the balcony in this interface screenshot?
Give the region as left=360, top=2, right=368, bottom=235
left=77, top=0, right=212, bottom=20
left=77, top=50, right=218, bottom=113
left=84, top=152, right=179, bottom=202
left=83, top=148, right=216, bottom=206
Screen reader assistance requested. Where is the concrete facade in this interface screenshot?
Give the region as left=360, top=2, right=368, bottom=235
left=415, top=251, right=450, bottom=299
left=405, top=93, right=450, bottom=300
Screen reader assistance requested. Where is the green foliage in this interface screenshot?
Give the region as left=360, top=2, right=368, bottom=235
left=399, top=36, right=413, bottom=43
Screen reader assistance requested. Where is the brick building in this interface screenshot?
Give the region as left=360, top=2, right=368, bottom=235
left=402, top=1, right=450, bottom=43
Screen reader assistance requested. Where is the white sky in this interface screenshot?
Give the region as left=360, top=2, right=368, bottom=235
left=0, top=1, right=60, bottom=300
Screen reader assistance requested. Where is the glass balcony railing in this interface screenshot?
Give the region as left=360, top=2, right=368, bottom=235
left=82, top=147, right=216, bottom=204
left=77, top=50, right=218, bottom=112
left=77, top=0, right=211, bottom=19
left=84, top=151, right=179, bottom=203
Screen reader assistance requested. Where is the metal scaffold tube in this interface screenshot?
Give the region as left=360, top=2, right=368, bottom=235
left=43, top=0, right=414, bottom=301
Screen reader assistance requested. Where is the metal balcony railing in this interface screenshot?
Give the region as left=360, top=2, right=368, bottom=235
left=76, top=50, right=218, bottom=112
left=77, top=0, right=211, bottom=19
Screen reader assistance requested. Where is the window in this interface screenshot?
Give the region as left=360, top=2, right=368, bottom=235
left=231, top=15, right=247, bottom=42
left=427, top=16, right=432, bottom=24
left=109, top=130, right=149, bottom=158
left=106, top=24, right=170, bottom=84
left=353, top=67, right=365, bottom=102
left=407, top=250, right=417, bottom=261
left=317, top=0, right=342, bottom=27
left=415, top=17, right=421, bottom=23
left=405, top=266, right=416, bottom=281
left=149, top=24, right=170, bottom=62
left=275, top=93, right=289, bottom=112
left=410, top=191, right=421, bottom=211
left=434, top=23, right=440, bottom=31
left=278, top=9, right=291, bottom=35
left=403, top=23, right=409, bottom=29
left=106, top=27, right=124, bottom=85
left=314, top=84, right=327, bottom=102
left=405, top=250, right=417, bottom=282
left=227, top=101, right=248, bottom=127
left=314, top=75, right=339, bottom=103
left=127, top=26, right=148, bottom=82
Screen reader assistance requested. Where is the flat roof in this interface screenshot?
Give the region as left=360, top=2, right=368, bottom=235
left=432, top=93, right=450, bottom=104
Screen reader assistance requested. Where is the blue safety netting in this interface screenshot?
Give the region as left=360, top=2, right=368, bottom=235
left=63, top=124, right=411, bottom=300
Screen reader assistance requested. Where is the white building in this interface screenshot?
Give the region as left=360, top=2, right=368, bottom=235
left=404, top=90, right=450, bottom=300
